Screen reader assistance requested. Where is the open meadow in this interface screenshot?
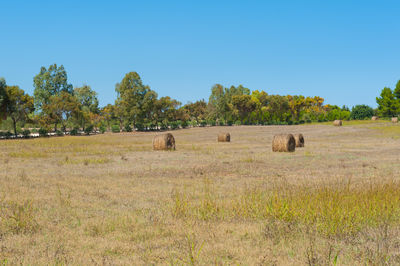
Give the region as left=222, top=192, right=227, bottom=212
left=1, top=121, right=400, bottom=265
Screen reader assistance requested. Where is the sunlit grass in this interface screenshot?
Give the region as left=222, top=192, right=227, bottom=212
left=172, top=180, right=400, bottom=237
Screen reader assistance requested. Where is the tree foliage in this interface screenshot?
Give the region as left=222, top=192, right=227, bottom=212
left=376, top=87, right=400, bottom=117
left=4, top=85, right=34, bottom=136
left=33, top=64, right=73, bottom=110
left=350, top=105, right=374, bottom=120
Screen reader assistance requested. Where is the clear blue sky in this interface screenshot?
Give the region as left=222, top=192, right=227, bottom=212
left=1, top=0, right=400, bottom=108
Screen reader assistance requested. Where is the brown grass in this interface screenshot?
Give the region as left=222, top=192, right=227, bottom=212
left=1, top=124, right=400, bottom=264
left=272, top=134, right=296, bottom=152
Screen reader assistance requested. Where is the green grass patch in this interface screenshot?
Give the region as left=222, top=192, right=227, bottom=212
left=171, top=180, right=400, bottom=237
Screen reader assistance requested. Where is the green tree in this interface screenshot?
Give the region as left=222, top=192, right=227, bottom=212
left=33, top=64, right=73, bottom=111
left=376, top=87, right=400, bottom=117
left=394, top=80, right=400, bottom=100
left=266, top=95, right=290, bottom=122
left=101, top=104, right=116, bottom=130
left=115, top=72, right=156, bottom=127
left=183, top=100, right=207, bottom=123
left=74, top=85, right=100, bottom=129
left=0, top=78, right=7, bottom=121
left=350, top=105, right=374, bottom=120
left=154, top=96, right=181, bottom=127
left=287, top=95, right=306, bottom=121
left=231, top=95, right=257, bottom=123
left=74, top=85, right=99, bottom=114
left=208, top=84, right=228, bottom=120
left=42, top=91, right=81, bottom=132
left=4, top=85, right=35, bottom=136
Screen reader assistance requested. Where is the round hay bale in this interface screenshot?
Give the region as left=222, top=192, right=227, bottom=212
left=293, top=133, right=305, bottom=147
left=272, top=134, right=296, bottom=152
left=392, top=117, right=398, bottom=123
left=371, top=116, right=379, bottom=121
left=217, top=133, right=230, bottom=142
left=333, top=120, right=342, bottom=126
left=153, top=133, right=176, bottom=150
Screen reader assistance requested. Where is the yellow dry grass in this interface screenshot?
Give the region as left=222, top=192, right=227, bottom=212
left=1, top=124, right=400, bottom=265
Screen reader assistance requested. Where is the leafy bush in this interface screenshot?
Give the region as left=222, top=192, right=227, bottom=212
left=181, top=120, right=188, bottom=128
left=22, top=130, right=31, bottom=138
left=288, top=120, right=293, bottom=125
left=350, top=105, right=374, bottom=120
left=70, top=128, right=79, bottom=136
left=200, top=120, right=207, bottom=127
left=84, top=125, right=94, bottom=135
left=38, top=128, right=48, bottom=137
left=306, top=119, right=312, bottom=123
left=169, top=121, right=179, bottom=130
left=208, top=120, right=216, bottom=126
left=111, top=125, right=120, bottom=133
left=99, top=125, right=106, bottom=134
left=234, top=121, right=241, bottom=126
left=218, top=120, right=225, bottom=126
left=56, top=130, right=63, bottom=136
left=5, top=131, right=13, bottom=139
left=124, top=124, right=132, bottom=132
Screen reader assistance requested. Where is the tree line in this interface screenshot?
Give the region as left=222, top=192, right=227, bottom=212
left=0, top=64, right=398, bottom=137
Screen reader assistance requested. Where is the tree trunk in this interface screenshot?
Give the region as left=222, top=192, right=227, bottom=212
left=13, top=118, right=17, bottom=137
left=54, top=123, right=57, bottom=132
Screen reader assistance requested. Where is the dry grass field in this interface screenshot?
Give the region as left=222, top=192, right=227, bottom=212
left=1, top=121, right=400, bottom=265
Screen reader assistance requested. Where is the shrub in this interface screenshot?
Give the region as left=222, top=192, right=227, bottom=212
left=5, top=131, right=13, bottom=139
left=124, top=124, right=132, bottom=132
left=218, top=120, right=225, bottom=126
left=99, top=125, right=106, bottom=134
left=306, top=119, right=312, bottom=123
left=234, top=121, right=241, bottom=126
left=135, top=123, right=145, bottom=131
left=22, top=130, right=31, bottom=138
left=70, top=128, right=79, bottom=136
left=200, top=120, right=207, bottom=127
left=350, top=105, right=374, bottom=120
left=111, top=125, right=120, bottom=133
left=288, top=120, right=293, bottom=125
left=56, top=130, right=63, bottom=136
left=38, top=128, right=48, bottom=137
left=84, top=125, right=94, bottom=135
left=208, top=120, right=216, bottom=126
left=181, top=120, right=188, bottom=128
left=169, top=121, right=179, bottom=130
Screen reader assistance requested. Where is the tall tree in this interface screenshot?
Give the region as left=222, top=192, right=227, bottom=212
left=394, top=80, right=400, bottom=100
left=4, top=85, right=34, bottom=136
left=183, top=100, right=207, bottom=123
left=0, top=78, right=7, bottom=121
left=376, top=87, right=400, bottom=117
left=74, top=85, right=100, bottom=114
left=231, top=95, right=257, bottom=123
left=33, top=64, right=73, bottom=110
left=115, top=72, right=156, bottom=127
left=42, top=91, right=81, bottom=132
left=74, top=85, right=100, bottom=129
